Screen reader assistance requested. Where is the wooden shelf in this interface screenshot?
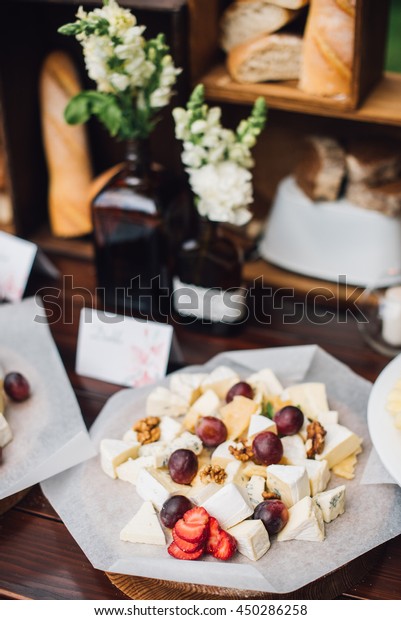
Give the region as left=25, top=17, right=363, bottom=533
left=203, top=65, right=401, bottom=127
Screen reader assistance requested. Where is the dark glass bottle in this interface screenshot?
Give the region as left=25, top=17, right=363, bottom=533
left=173, top=216, right=247, bottom=333
left=92, top=139, right=170, bottom=319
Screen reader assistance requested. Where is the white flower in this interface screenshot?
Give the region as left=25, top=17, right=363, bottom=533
left=188, top=161, right=253, bottom=226
left=182, top=143, right=207, bottom=169
left=191, top=120, right=207, bottom=134
left=109, top=72, right=130, bottom=91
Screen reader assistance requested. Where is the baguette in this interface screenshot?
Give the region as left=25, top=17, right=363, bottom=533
left=39, top=51, right=93, bottom=238
left=299, top=0, right=356, bottom=98
left=295, top=135, right=346, bottom=201
left=220, top=1, right=299, bottom=52
left=237, top=0, right=309, bottom=8
left=227, top=33, right=303, bottom=83
left=346, top=138, right=401, bottom=186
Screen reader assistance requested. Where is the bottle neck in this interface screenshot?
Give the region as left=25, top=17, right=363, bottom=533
left=125, top=139, right=150, bottom=176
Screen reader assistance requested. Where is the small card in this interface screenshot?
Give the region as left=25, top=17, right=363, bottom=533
left=76, top=307, right=174, bottom=387
left=0, top=231, right=37, bottom=302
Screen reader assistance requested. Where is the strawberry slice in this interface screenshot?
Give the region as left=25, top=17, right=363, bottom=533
left=174, top=518, right=208, bottom=543
left=212, top=530, right=237, bottom=561
left=206, top=517, right=221, bottom=554
left=183, top=506, right=210, bottom=526
left=172, top=529, right=205, bottom=553
left=168, top=541, right=204, bottom=561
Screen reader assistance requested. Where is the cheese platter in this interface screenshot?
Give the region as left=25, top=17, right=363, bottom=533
left=41, top=345, right=401, bottom=597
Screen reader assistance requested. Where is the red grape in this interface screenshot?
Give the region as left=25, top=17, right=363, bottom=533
left=160, top=495, right=193, bottom=528
left=252, top=431, right=283, bottom=466
left=254, top=499, right=289, bottom=534
left=274, top=406, right=304, bottom=436
left=195, top=416, right=227, bottom=447
left=168, top=449, right=198, bottom=484
left=4, top=372, right=30, bottom=402
left=226, top=381, right=254, bottom=403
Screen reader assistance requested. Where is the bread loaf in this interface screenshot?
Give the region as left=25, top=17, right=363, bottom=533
left=346, top=138, right=401, bottom=186
left=295, top=135, right=346, bottom=201
left=39, top=51, right=93, bottom=238
left=227, top=33, right=303, bottom=83
left=299, top=0, right=356, bottom=98
left=346, top=180, right=401, bottom=217
left=237, top=0, right=309, bottom=8
left=220, top=1, right=299, bottom=52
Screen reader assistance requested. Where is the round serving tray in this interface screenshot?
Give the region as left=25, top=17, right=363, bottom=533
left=106, top=545, right=383, bottom=600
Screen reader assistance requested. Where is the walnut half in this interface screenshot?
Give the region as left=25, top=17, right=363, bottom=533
left=229, top=442, right=254, bottom=462
left=306, top=420, right=326, bottom=458
left=133, top=416, right=161, bottom=445
left=199, top=464, right=227, bottom=485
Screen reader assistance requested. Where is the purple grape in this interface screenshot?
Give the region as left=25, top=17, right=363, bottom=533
left=160, top=495, right=193, bottom=528
left=195, top=416, right=227, bottom=447
left=4, top=372, right=30, bottom=402
left=252, top=431, right=283, bottom=466
left=274, top=406, right=304, bottom=436
left=168, top=449, right=198, bottom=484
left=226, top=381, right=254, bottom=403
left=254, top=499, right=289, bottom=534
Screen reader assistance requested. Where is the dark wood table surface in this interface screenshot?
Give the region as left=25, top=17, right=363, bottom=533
left=1, top=252, right=401, bottom=600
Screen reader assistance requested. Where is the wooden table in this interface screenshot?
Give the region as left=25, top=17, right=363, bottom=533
left=1, top=252, right=401, bottom=601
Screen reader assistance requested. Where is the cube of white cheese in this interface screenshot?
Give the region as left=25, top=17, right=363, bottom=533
left=317, top=410, right=339, bottom=426
left=292, top=458, right=330, bottom=496
left=315, top=424, right=361, bottom=469
left=100, top=439, right=140, bottom=479
left=122, top=429, right=138, bottom=444
left=169, top=373, right=207, bottom=406
left=277, top=496, right=325, bottom=542
left=246, top=368, right=284, bottom=397
left=201, top=483, right=253, bottom=529
left=228, top=519, right=270, bottom=561
left=136, top=468, right=187, bottom=509
left=225, top=461, right=247, bottom=486
left=139, top=441, right=167, bottom=458
left=211, top=440, right=239, bottom=468
left=116, top=456, right=155, bottom=484
left=146, top=386, right=188, bottom=418
left=200, top=366, right=239, bottom=399
left=266, top=464, right=309, bottom=508
left=0, top=412, right=12, bottom=448
left=284, top=383, right=329, bottom=420
left=120, top=501, right=166, bottom=546
left=183, top=389, right=221, bottom=431
left=313, top=485, right=346, bottom=523
left=159, top=416, right=182, bottom=443
left=246, top=475, right=266, bottom=507
left=247, top=414, right=277, bottom=439
left=190, top=482, right=221, bottom=505
left=170, top=431, right=203, bottom=455
left=281, top=434, right=307, bottom=464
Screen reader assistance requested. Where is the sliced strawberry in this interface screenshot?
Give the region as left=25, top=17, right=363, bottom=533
left=172, top=529, right=206, bottom=553
left=183, top=506, right=210, bottom=526
left=168, top=541, right=204, bottom=561
left=174, top=518, right=208, bottom=543
left=206, top=517, right=222, bottom=554
left=212, top=530, right=237, bottom=561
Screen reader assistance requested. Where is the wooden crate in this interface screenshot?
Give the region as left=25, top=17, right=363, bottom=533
left=191, top=0, right=391, bottom=111
left=0, top=0, right=189, bottom=239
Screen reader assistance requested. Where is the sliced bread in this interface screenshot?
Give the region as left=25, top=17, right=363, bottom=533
left=295, top=135, right=346, bottom=201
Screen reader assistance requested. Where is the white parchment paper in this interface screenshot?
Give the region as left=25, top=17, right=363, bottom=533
left=42, top=345, right=401, bottom=594
left=0, top=297, right=96, bottom=500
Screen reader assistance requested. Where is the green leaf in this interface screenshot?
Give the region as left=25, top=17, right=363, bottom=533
left=261, top=401, right=274, bottom=420
left=58, top=23, right=82, bottom=36
left=97, top=100, right=123, bottom=137
left=64, top=94, right=92, bottom=125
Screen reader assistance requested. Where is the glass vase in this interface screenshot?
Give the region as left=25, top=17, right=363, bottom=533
left=92, top=139, right=170, bottom=319
left=173, top=216, right=247, bottom=334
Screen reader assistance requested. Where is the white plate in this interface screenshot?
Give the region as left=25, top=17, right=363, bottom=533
left=368, top=354, right=401, bottom=486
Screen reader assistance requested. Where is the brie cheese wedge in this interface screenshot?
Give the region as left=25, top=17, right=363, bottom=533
left=247, top=414, right=277, bottom=439
left=200, top=366, right=239, bottom=399
left=317, top=410, right=339, bottom=426
left=146, top=386, right=188, bottom=418
left=266, top=464, right=309, bottom=508
left=281, top=434, right=307, bottom=464
left=228, top=519, right=270, bottom=561
left=313, top=485, right=346, bottom=523
left=136, top=468, right=187, bottom=509
left=284, top=383, right=329, bottom=420
left=201, top=482, right=253, bottom=529
left=122, top=429, right=138, bottom=444
left=225, top=460, right=247, bottom=486
left=293, top=458, right=331, bottom=496
left=246, top=368, right=284, bottom=397
left=211, top=440, right=239, bottom=468
left=116, top=456, right=155, bottom=484
left=190, top=482, right=221, bottom=505
left=315, top=424, right=361, bottom=469
left=159, top=416, right=182, bottom=443
left=246, top=475, right=266, bottom=507
left=169, top=373, right=207, bottom=406
left=183, top=389, right=221, bottom=431
left=100, top=439, right=140, bottom=479
left=277, top=496, right=325, bottom=542
left=0, top=412, right=12, bottom=448
left=120, top=501, right=166, bottom=545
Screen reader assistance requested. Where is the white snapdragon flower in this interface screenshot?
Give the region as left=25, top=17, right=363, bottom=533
left=173, top=108, right=191, bottom=140
left=182, top=142, right=208, bottom=169
left=228, top=142, right=254, bottom=169
left=188, top=162, right=253, bottom=226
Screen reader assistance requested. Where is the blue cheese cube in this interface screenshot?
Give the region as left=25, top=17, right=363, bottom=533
left=266, top=464, right=310, bottom=508
left=246, top=475, right=266, bottom=507
left=228, top=519, right=270, bottom=561
left=313, top=485, right=346, bottom=523
left=277, top=496, right=325, bottom=542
